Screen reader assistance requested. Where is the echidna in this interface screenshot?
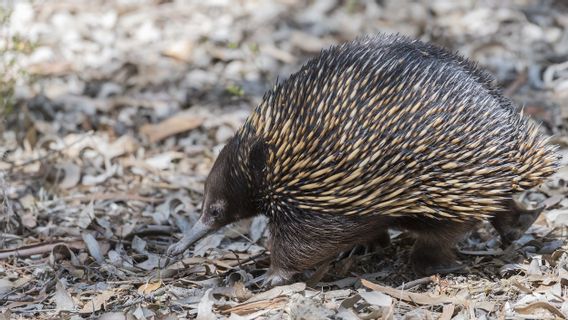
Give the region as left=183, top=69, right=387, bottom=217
left=167, top=34, right=559, bottom=285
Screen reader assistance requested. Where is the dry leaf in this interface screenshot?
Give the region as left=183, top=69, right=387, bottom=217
left=140, top=113, right=204, bottom=143
left=77, top=201, right=94, bottom=229
left=224, top=297, right=288, bottom=316
left=55, top=280, right=76, bottom=311
left=197, top=288, right=216, bottom=320
left=359, top=290, right=392, bottom=307
left=98, top=312, right=126, bottom=320
left=440, top=304, right=455, bottom=320
left=145, top=152, right=185, bottom=170
left=336, top=307, right=360, bottom=320
left=0, top=279, right=13, bottom=295
left=138, top=281, right=162, bottom=295
left=80, top=290, right=114, bottom=313
left=249, top=215, right=268, bottom=242
left=136, top=254, right=165, bottom=271
left=82, top=233, right=104, bottom=263
left=194, top=234, right=224, bottom=257
left=227, top=309, right=272, bottom=320
left=162, top=40, right=194, bottom=62
left=104, top=135, right=137, bottom=159
left=515, top=301, right=566, bottom=318
left=81, top=164, right=118, bottom=186
left=361, top=279, right=464, bottom=306
left=245, top=282, right=306, bottom=303
left=20, top=212, right=37, bottom=229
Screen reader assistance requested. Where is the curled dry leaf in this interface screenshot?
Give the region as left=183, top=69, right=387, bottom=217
left=82, top=164, right=118, bottom=186
left=212, top=282, right=252, bottom=301
left=137, top=281, right=162, bottom=295
left=57, top=161, right=81, bottom=189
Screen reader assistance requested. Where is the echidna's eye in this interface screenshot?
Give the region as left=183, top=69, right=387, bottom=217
left=209, top=206, right=222, bottom=218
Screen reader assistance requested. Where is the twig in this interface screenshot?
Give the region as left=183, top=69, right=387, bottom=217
left=0, top=240, right=85, bottom=259
left=396, top=276, right=433, bottom=290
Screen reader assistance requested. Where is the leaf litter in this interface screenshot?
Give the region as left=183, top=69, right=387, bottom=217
left=1, top=0, right=568, bottom=319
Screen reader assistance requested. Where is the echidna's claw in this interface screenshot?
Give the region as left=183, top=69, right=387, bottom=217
left=262, top=273, right=286, bottom=287
left=166, top=238, right=192, bottom=256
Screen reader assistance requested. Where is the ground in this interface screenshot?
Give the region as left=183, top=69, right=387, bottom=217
left=1, top=0, right=568, bottom=319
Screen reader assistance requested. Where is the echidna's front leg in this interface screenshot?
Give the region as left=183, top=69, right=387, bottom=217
left=410, top=222, right=474, bottom=275
left=371, top=228, right=391, bottom=249
left=264, top=218, right=355, bottom=286
left=264, top=233, right=315, bottom=286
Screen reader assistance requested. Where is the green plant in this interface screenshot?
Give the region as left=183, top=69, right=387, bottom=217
left=225, top=84, right=244, bottom=97
left=0, top=5, right=34, bottom=117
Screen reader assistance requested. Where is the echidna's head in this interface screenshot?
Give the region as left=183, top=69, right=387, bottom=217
left=180, top=135, right=268, bottom=246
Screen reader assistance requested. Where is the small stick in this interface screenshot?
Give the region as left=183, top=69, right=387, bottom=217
left=396, top=276, right=433, bottom=290
left=0, top=240, right=85, bottom=259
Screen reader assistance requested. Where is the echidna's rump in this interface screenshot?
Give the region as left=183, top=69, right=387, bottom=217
left=168, top=34, right=559, bottom=284
left=240, top=34, right=558, bottom=221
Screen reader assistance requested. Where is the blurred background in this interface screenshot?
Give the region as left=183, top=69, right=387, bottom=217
left=1, top=0, right=568, bottom=318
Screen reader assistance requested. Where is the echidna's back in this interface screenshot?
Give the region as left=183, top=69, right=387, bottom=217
left=243, top=34, right=559, bottom=221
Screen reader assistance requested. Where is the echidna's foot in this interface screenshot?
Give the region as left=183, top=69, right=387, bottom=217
left=414, top=260, right=465, bottom=275
left=410, top=234, right=463, bottom=276
left=374, top=228, right=391, bottom=248
left=166, top=237, right=192, bottom=256
left=262, top=267, right=296, bottom=287
left=491, top=200, right=545, bottom=247
left=411, top=250, right=463, bottom=276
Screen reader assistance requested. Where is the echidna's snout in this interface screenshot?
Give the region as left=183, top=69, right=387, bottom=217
left=186, top=217, right=213, bottom=244
left=166, top=215, right=215, bottom=256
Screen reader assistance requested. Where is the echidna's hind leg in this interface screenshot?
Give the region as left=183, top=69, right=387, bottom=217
left=491, top=199, right=545, bottom=247
left=409, top=221, right=475, bottom=275
left=336, top=228, right=391, bottom=260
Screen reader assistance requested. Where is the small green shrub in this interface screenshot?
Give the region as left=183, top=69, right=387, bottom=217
left=0, top=5, right=34, bottom=117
